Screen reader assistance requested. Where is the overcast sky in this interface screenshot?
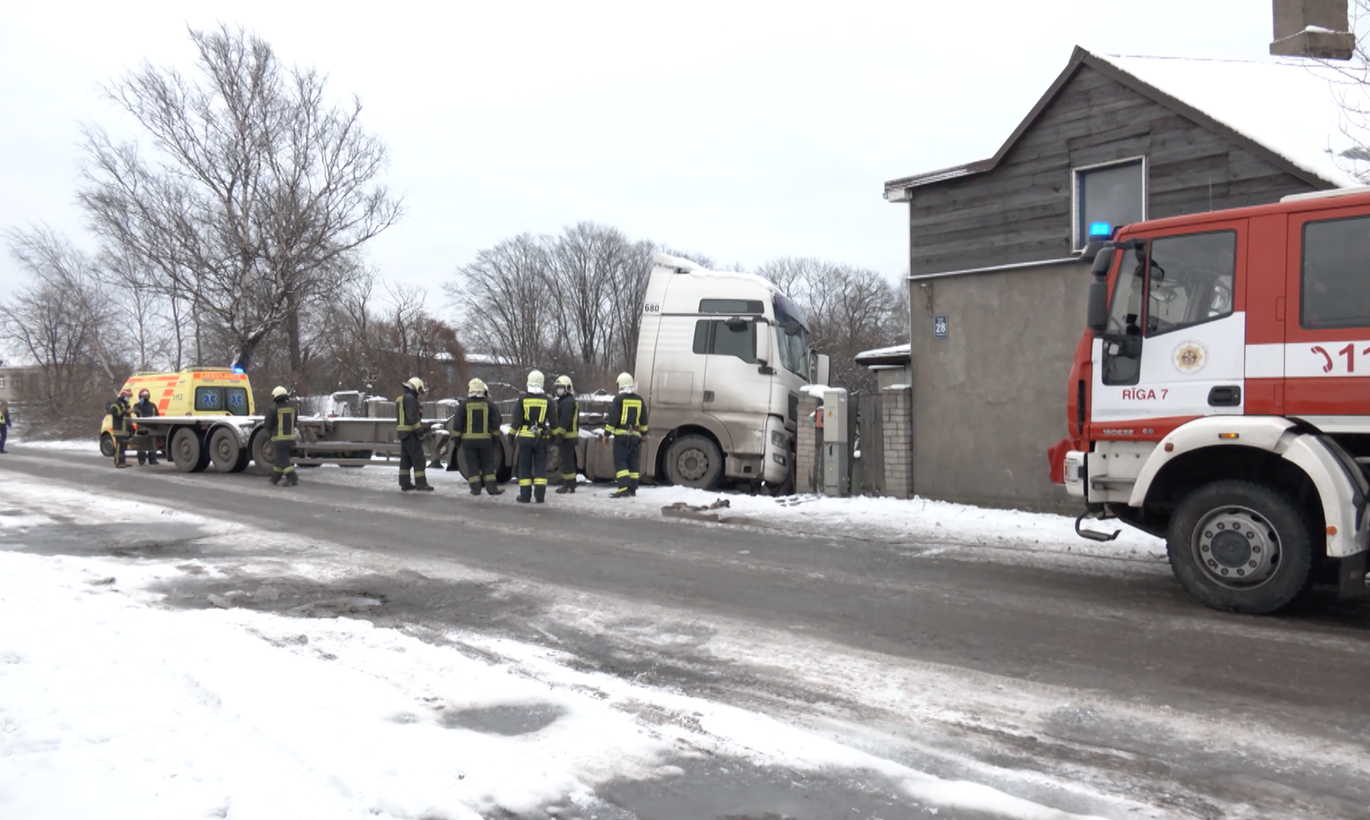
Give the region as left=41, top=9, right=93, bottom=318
left=0, top=1, right=1279, bottom=310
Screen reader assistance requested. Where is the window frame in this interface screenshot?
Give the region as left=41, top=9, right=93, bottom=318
left=691, top=318, right=758, bottom=363
left=1299, top=212, right=1370, bottom=331
left=1071, top=156, right=1148, bottom=251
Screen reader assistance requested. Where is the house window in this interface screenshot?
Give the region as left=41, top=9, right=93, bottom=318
left=1073, top=158, right=1146, bottom=249
left=1301, top=214, right=1370, bottom=329
left=0, top=376, right=6, bottom=390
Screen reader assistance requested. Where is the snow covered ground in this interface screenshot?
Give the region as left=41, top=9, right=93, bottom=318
left=0, top=446, right=1175, bottom=819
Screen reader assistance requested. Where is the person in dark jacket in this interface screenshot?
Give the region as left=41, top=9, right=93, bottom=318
left=513, top=370, right=551, bottom=503
left=605, top=372, right=648, bottom=498
left=397, top=377, right=434, bottom=492
left=446, top=378, right=504, bottom=496
left=0, top=400, right=10, bottom=453
left=262, top=386, right=297, bottom=486
left=108, top=388, right=134, bottom=468
left=132, top=388, right=160, bottom=466
left=552, top=375, right=579, bottom=493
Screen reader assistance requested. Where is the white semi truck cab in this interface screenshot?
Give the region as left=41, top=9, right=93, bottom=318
left=635, top=254, right=829, bottom=491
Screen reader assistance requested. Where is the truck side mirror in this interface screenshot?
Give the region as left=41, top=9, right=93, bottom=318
left=1086, top=278, right=1110, bottom=335
left=754, top=319, right=773, bottom=368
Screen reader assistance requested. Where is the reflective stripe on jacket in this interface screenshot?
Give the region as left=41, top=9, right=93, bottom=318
left=606, top=393, right=648, bottom=437
left=515, top=395, right=549, bottom=438
left=269, top=405, right=296, bottom=442
left=396, top=392, right=421, bottom=433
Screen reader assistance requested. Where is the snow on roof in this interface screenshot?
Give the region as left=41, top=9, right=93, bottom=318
left=855, top=343, right=911, bottom=362
left=1094, top=52, right=1368, bottom=187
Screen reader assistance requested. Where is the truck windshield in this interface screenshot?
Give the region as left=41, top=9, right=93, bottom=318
left=773, top=302, right=810, bottom=381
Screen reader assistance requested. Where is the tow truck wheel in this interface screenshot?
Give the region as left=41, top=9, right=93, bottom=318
left=664, top=434, right=724, bottom=490
left=170, top=428, right=210, bottom=473
left=209, top=428, right=248, bottom=473
left=99, top=433, right=114, bottom=458
left=250, top=429, right=274, bottom=472
left=1166, top=480, right=1314, bottom=615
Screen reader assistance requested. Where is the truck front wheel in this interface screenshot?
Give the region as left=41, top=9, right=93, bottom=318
left=99, top=433, right=114, bottom=458
left=1166, top=480, right=1314, bottom=615
left=664, top=434, right=724, bottom=490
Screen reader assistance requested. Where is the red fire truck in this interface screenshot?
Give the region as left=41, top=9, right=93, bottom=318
left=1049, top=187, right=1370, bottom=614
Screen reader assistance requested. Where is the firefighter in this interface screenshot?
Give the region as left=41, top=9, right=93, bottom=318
left=513, top=369, right=552, bottom=503
left=552, top=375, right=579, bottom=493
left=262, top=386, right=298, bottom=486
left=397, top=376, right=434, bottom=492
left=0, top=400, right=10, bottom=453
left=605, top=372, right=648, bottom=498
left=108, top=387, right=134, bottom=468
left=132, top=388, right=161, bottom=466
left=447, top=378, right=504, bottom=496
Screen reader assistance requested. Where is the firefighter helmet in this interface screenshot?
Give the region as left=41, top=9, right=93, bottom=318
left=271, top=386, right=289, bottom=399
left=138, top=388, right=150, bottom=399
left=119, top=387, right=133, bottom=398
left=616, top=372, right=634, bottom=391
left=554, top=375, right=573, bottom=390
left=406, top=377, right=426, bottom=394
left=527, top=370, right=545, bottom=389
left=468, top=378, right=488, bottom=395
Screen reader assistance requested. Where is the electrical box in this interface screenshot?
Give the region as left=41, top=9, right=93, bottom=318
left=821, top=387, right=850, bottom=496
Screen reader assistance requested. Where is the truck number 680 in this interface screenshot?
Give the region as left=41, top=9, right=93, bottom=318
left=643, top=302, right=661, bottom=314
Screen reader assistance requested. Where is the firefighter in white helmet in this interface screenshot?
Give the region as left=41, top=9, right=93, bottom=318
left=396, top=377, right=434, bottom=492
left=132, top=388, right=161, bottom=466
left=552, top=375, right=579, bottom=493
left=446, top=378, right=504, bottom=496
left=263, top=386, right=298, bottom=486
left=512, top=369, right=551, bottom=503
left=605, top=372, right=647, bottom=498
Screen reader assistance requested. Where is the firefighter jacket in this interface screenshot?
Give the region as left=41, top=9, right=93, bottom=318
left=452, top=397, right=501, bottom=441
left=553, top=393, right=578, bottom=440
left=514, top=390, right=551, bottom=439
left=133, top=398, right=159, bottom=419
left=263, top=398, right=296, bottom=442
left=606, top=391, right=648, bottom=437
left=396, top=388, right=422, bottom=437
left=108, top=397, right=133, bottom=437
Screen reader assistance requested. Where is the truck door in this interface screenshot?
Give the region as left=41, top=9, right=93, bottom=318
left=695, top=316, right=768, bottom=443
left=1282, top=204, right=1370, bottom=420
left=1093, top=222, right=1246, bottom=435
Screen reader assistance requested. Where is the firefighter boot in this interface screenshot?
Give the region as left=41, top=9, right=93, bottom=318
left=284, top=471, right=299, bottom=487
left=469, top=480, right=482, bottom=496
left=399, top=473, right=415, bottom=492
left=414, top=474, right=436, bottom=492
left=555, top=478, right=575, bottom=494
left=485, top=480, right=504, bottom=496
left=609, top=487, right=630, bottom=499
left=516, top=485, right=531, bottom=503
left=534, top=486, right=546, bottom=504
left=270, top=471, right=282, bottom=486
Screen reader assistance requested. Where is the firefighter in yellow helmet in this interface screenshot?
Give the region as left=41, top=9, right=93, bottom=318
left=605, top=372, right=647, bottom=498
left=262, top=386, right=298, bottom=486
left=513, top=369, right=551, bottom=503
left=552, top=375, right=579, bottom=493
left=396, top=377, right=434, bottom=492
left=107, top=387, right=134, bottom=467
left=446, top=378, right=504, bottom=495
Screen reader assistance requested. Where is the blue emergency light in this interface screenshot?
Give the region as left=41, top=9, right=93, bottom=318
left=1087, top=221, right=1112, bottom=239
left=231, top=367, right=245, bottom=374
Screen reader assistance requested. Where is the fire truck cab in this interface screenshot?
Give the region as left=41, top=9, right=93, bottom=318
left=1050, top=187, right=1370, bottom=614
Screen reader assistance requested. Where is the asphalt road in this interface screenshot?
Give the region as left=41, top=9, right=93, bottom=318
left=4, top=447, right=1370, bottom=820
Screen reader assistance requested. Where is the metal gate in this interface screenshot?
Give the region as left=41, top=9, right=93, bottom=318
left=857, top=393, right=885, bottom=496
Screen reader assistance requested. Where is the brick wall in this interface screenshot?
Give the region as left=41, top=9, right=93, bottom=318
left=881, top=385, right=914, bottom=499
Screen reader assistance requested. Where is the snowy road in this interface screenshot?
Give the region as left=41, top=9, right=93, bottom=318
left=3, top=446, right=1370, bottom=819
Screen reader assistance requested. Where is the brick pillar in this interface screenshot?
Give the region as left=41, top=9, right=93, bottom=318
left=881, top=385, right=914, bottom=499
left=796, top=394, right=820, bottom=493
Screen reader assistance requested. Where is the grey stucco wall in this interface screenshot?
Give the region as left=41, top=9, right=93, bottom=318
left=907, top=261, right=1089, bottom=512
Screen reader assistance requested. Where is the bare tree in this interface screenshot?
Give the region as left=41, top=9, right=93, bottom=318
left=446, top=233, right=553, bottom=369
left=757, top=257, right=903, bottom=392
left=77, top=23, right=402, bottom=377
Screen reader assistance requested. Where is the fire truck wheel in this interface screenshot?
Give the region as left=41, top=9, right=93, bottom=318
left=664, top=434, right=724, bottom=490
left=1166, top=480, right=1314, bottom=615
left=170, top=428, right=210, bottom=474
left=99, top=433, right=115, bottom=458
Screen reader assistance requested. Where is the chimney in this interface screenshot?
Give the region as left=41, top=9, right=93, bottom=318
left=1270, top=0, right=1356, bottom=59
